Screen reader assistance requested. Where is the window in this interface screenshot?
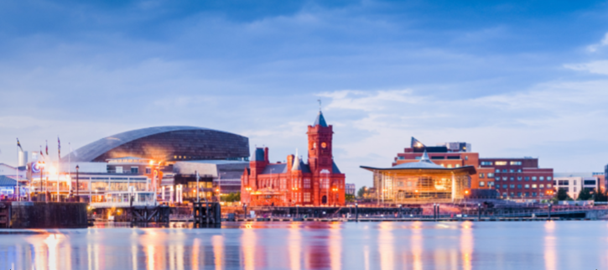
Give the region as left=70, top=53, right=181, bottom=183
left=510, top=177, right=514, bottom=181
left=304, top=193, right=311, bottom=202
left=510, top=161, right=522, bottom=165
left=517, top=169, right=522, bottom=173
left=558, top=180, right=569, bottom=185
left=509, top=169, right=514, bottom=173
left=455, top=164, right=461, bottom=168
left=495, top=169, right=500, bottom=173
left=495, top=177, right=500, bottom=181
left=503, top=177, right=507, bottom=180
left=116, top=166, right=123, bottom=173
left=573, top=180, right=577, bottom=185
left=547, top=184, right=552, bottom=188
left=574, top=187, right=577, bottom=192
left=539, top=176, right=544, bottom=181
left=131, top=167, right=138, bottom=174
left=532, top=176, right=537, bottom=181
left=525, top=177, right=530, bottom=181
left=539, top=184, right=544, bottom=188
left=503, top=184, right=507, bottom=188
left=304, top=179, right=311, bottom=188
left=488, top=182, right=494, bottom=187
left=532, top=192, right=537, bottom=197
left=465, top=156, right=469, bottom=160
left=525, top=192, right=530, bottom=197
left=510, top=184, right=515, bottom=188
left=447, top=164, right=453, bottom=168
left=584, top=180, right=596, bottom=185
left=495, top=161, right=507, bottom=166
left=145, top=168, right=151, bottom=174
left=525, top=184, right=530, bottom=188
left=481, top=161, right=493, bottom=166
left=479, top=173, right=485, bottom=178
left=532, top=184, right=537, bottom=188
left=502, top=169, right=508, bottom=173
left=547, top=176, right=552, bottom=180
left=517, top=177, right=522, bottom=181
left=488, top=173, right=494, bottom=178
left=479, top=181, right=485, bottom=187
left=517, top=192, right=522, bottom=197
left=517, top=184, right=522, bottom=189
left=321, top=179, right=329, bottom=189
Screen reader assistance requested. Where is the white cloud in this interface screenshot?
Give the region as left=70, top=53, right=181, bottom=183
left=587, top=32, right=608, bottom=52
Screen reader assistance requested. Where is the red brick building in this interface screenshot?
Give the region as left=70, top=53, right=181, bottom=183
left=241, top=111, right=346, bottom=206
left=393, top=137, right=554, bottom=199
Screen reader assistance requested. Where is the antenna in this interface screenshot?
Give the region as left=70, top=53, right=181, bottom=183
left=317, top=99, right=322, bottom=111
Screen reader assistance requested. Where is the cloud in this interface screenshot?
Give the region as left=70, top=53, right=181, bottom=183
left=587, top=32, right=608, bottom=52
left=564, top=60, right=608, bottom=75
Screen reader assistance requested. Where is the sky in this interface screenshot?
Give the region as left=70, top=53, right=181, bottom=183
left=2, top=0, right=608, bottom=187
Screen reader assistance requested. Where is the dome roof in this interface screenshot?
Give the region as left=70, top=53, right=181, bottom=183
left=392, top=151, right=444, bottom=169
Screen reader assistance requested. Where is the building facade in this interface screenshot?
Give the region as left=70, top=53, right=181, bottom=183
left=241, top=111, right=346, bottom=206
left=361, top=152, right=475, bottom=203
left=391, top=137, right=554, bottom=199
left=554, top=172, right=603, bottom=199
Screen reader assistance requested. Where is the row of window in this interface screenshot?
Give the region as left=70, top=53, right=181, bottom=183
left=495, top=184, right=552, bottom=189
left=480, top=174, right=552, bottom=181
left=502, top=192, right=542, bottom=197
left=556, top=180, right=597, bottom=186
left=494, top=169, right=523, bottom=173
left=491, top=161, right=522, bottom=166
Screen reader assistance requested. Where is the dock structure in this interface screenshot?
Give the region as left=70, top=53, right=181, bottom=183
left=130, top=205, right=171, bottom=224
left=0, top=202, right=10, bottom=228
left=192, top=202, right=221, bottom=227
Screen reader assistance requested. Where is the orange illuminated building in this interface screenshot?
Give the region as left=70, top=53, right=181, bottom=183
left=241, top=111, right=346, bottom=206
left=394, top=138, right=554, bottom=199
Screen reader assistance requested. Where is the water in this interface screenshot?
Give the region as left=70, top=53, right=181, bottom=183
left=0, top=221, right=606, bottom=270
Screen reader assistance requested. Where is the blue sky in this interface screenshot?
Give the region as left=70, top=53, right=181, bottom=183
left=2, top=0, right=608, bottom=187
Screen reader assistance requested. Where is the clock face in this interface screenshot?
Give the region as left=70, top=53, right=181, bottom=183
left=321, top=142, right=327, bottom=148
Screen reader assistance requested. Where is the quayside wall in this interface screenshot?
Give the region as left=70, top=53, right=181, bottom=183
left=10, top=202, right=88, bottom=229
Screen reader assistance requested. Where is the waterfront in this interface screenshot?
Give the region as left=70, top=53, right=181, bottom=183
left=0, top=221, right=606, bottom=269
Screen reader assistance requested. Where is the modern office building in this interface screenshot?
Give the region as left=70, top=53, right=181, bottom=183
left=241, top=111, right=346, bottom=206
left=554, top=172, right=602, bottom=199
left=390, top=137, right=554, bottom=199
left=361, top=152, right=475, bottom=203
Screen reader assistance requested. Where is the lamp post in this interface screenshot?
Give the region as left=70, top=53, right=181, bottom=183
left=76, top=165, right=80, bottom=202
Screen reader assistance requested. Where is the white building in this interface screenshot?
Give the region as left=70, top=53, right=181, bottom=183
left=554, top=172, right=600, bottom=199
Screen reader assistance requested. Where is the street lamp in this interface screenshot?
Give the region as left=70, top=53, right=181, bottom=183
left=76, top=165, right=80, bottom=202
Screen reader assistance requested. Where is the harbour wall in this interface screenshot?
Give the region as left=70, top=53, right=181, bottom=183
left=10, top=202, right=88, bottom=228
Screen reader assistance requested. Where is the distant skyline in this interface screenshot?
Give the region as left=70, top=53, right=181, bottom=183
left=2, top=1, right=608, bottom=187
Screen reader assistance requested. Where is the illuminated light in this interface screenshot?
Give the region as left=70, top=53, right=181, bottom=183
left=149, top=160, right=155, bottom=165
left=465, top=190, right=470, bottom=195
left=48, top=166, right=57, bottom=175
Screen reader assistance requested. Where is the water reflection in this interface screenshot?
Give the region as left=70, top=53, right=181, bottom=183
left=2, top=221, right=608, bottom=269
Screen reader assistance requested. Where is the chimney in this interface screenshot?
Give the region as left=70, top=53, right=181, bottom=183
left=264, top=147, right=269, bottom=163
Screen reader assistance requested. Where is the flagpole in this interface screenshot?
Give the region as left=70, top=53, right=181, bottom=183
left=57, top=138, right=60, bottom=202
left=16, top=143, right=19, bottom=201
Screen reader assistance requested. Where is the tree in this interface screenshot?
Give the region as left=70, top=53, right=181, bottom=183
left=357, top=186, right=367, bottom=198
left=577, top=188, right=592, bottom=201
left=555, top=188, right=571, bottom=201
left=595, top=190, right=608, bottom=202
left=222, top=192, right=241, bottom=202
left=345, top=194, right=355, bottom=203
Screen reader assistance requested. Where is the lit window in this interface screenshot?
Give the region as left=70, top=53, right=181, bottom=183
left=532, top=184, right=537, bottom=188
left=547, top=184, right=552, bottom=188
left=488, top=182, right=494, bottom=187
left=510, top=161, right=522, bottom=166
left=539, top=184, right=544, bottom=188
left=304, top=179, right=311, bottom=188
left=455, top=164, right=460, bottom=168
left=304, top=193, right=311, bottom=202
left=479, top=173, right=485, bottom=178
left=479, top=181, right=485, bottom=187
left=495, top=161, right=507, bottom=166
left=488, top=173, right=494, bottom=178
left=447, top=164, right=453, bottom=168
left=525, top=184, right=530, bottom=188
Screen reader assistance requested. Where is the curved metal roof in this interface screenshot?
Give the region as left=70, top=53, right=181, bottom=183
left=359, top=152, right=476, bottom=174
left=64, top=126, right=239, bottom=162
